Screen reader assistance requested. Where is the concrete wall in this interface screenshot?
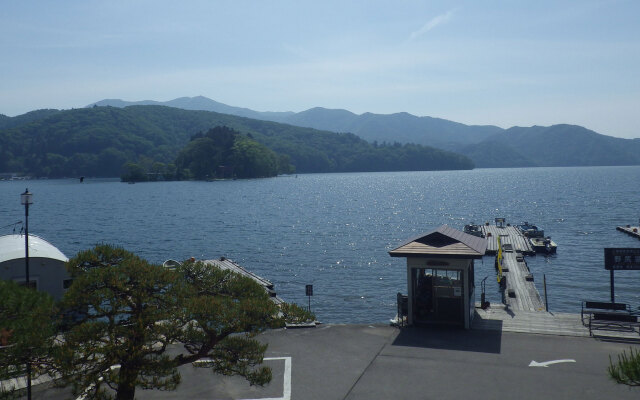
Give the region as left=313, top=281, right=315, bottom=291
left=0, top=257, right=70, bottom=300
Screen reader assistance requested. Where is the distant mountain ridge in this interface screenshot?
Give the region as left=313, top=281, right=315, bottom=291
left=90, top=96, right=295, bottom=122
left=2, top=98, right=639, bottom=171
left=458, top=124, right=640, bottom=167
left=0, top=109, right=61, bottom=130
left=87, top=96, right=501, bottom=148
left=0, top=105, right=473, bottom=177
left=58, top=96, right=640, bottom=168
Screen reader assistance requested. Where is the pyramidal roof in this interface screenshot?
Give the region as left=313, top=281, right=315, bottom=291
left=389, top=225, right=487, bottom=259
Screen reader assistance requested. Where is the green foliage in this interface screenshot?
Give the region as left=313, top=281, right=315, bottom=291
left=0, top=280, right=57, bottom=399
left=609, top=347, right=640, bottom=386
left=54, top=245, right=305, bottom=400
left=455, top=124, right=640, bottom=168
left=175, top=126, right=285, bottom=179
left=231, top=136, right=279, bottom=178
left=57, top=246, right=184, bottom=399
left=175, top=137, right=220, bottom=179
left=278, top=303, right=316, bottom=326
left=120, top=162, right=148, bottom=182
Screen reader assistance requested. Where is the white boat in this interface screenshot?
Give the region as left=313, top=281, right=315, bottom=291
left=529, top=237, right=557, bottom=254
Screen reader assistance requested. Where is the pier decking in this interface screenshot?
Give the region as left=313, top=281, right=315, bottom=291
left=477, top=221, right=545, bottom=312
left=617, top=225, right=640, bottom=239
left=473, top=304, right=588, bottom=336
left=474, top=304, right=640, bottom=339
left=500, top=251, right=545, bottom=312
left=480, top=224, right=534, bottom=255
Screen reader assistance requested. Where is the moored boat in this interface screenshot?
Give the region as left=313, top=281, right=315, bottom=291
left=529, top=236, right=557, bottom=254
left=517, top=222, right=544, bottom=238
left=463, top=223, right=484, bottom=238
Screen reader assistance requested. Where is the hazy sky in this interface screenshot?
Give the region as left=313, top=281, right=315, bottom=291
left=2, top=1, right=639, bottom=138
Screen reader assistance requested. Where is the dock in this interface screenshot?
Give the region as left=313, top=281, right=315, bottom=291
left=499, top=251, right=545, bottom=312
left=617, top=225, right=640, bottom=239
left=480, top=224, right=534, bottom=255
left=203, top=258, right=284, bottom=304
left=478, top=220, right=544, bottom=312
left=474, top=304, right=588, bottom=336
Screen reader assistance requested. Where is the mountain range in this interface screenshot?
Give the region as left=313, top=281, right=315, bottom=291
left=88, top=96, right=640, bottom=168
left=89, top=97, right=501, bottom=148
left=0, top=105, right=473, bottom=178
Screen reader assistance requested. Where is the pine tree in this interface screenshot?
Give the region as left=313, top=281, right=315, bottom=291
left=0, top=280, right=56, bottom=400
left=53, top=245, right=312, bottom=400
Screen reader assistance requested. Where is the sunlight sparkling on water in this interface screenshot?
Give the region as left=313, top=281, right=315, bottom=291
left=1, top=166, right=639, bottom=323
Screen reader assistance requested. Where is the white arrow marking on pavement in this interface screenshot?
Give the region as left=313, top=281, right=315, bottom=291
left=529, top=359, right=576, bottom=367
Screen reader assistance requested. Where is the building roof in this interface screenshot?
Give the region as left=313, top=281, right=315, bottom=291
left=389, top=225, right=487, bottom=259
left=0, top=234, right=68, bottom=264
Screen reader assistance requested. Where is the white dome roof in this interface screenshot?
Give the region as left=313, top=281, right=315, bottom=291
left=0, top=234, right=68, bottom=264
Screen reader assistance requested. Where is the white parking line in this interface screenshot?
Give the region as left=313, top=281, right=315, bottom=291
left=77, top=357, right=292, bottom=400
left=241, top=357, right=292, bottom=400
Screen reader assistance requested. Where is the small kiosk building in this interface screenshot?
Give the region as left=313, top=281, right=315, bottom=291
left=389, top=225, right=487, bottom=329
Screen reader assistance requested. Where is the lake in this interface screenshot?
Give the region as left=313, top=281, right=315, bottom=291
left=1, top=166, right=639, bottom=323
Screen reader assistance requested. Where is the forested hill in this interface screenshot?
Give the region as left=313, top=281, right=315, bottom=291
left=89, top=96, right=640, bottom=168
left=0, top=109, right=61, bottom=130
left=89, top=97, right=502, bottom=148
left=0, top=105, right=474, bottom=178
left=454, top=125, right=640, bottom=168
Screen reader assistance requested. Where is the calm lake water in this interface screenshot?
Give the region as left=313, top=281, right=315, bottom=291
left=1, top=167, right=639, bottom=323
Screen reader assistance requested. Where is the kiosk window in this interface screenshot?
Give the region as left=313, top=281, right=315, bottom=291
left=433, top=269, right=461, bottom=286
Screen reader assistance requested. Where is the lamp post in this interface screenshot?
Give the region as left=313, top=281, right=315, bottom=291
left=20, top=188, right=33, bottom=400
left=20, top=189, right=32, bottom=287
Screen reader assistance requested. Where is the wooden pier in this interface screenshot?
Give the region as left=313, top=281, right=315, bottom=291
left=473, top=304, right=588, bottom=336
left=500, top=250, right=545, bottom=312
left=480, top=224, right=534, bottom=255
left=477, top=220, right=544, bottom=312
left=617, top=225, right=640, bottom=240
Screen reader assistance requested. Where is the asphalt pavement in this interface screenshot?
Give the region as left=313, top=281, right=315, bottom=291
left=20, top=324, right=640, bottom=399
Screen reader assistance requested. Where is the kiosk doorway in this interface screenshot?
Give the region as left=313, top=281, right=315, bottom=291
left=412, top=268, right=464, bottom=326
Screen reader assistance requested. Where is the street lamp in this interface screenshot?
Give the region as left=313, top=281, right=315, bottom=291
left=20, top=189, right=33, bottom=288
left=20, top=188, right=33, bottom=400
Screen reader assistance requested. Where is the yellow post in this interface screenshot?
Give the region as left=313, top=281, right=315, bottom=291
left=496, top=235, right=503, bottom=282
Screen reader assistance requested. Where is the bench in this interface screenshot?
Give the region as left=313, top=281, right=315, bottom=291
left=581, top=300, right=640, bottom=336
left=588, top=311, right=640, bottom=336
left=580, top=301, right=629, bottom=326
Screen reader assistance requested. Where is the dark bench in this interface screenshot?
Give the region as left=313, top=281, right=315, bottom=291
left=581, top=301, right=629, bottom=326
left=588, top=311, right=640, bottom=336
left=581, top=300, right=640, bottom=336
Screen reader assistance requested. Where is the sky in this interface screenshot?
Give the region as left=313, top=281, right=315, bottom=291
left=1, top=0, right=639, bottom=138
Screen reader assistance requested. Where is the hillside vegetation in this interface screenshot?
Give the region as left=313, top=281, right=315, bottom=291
left=0, top=105, right=474, bottom=178
left=89, top=97, right=502, bottom=148
left=89, top=96, right=640, bottom=168
left=454, top=125, right=640, bottom=168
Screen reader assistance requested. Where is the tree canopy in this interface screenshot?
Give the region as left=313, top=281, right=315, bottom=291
left=0, top=245, right=314, bottom=400
left=172, top=126, right=287, bottom=180
left=51, top=245, right=311, bottom=400
left=0, top=280, right=57, bottom=399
